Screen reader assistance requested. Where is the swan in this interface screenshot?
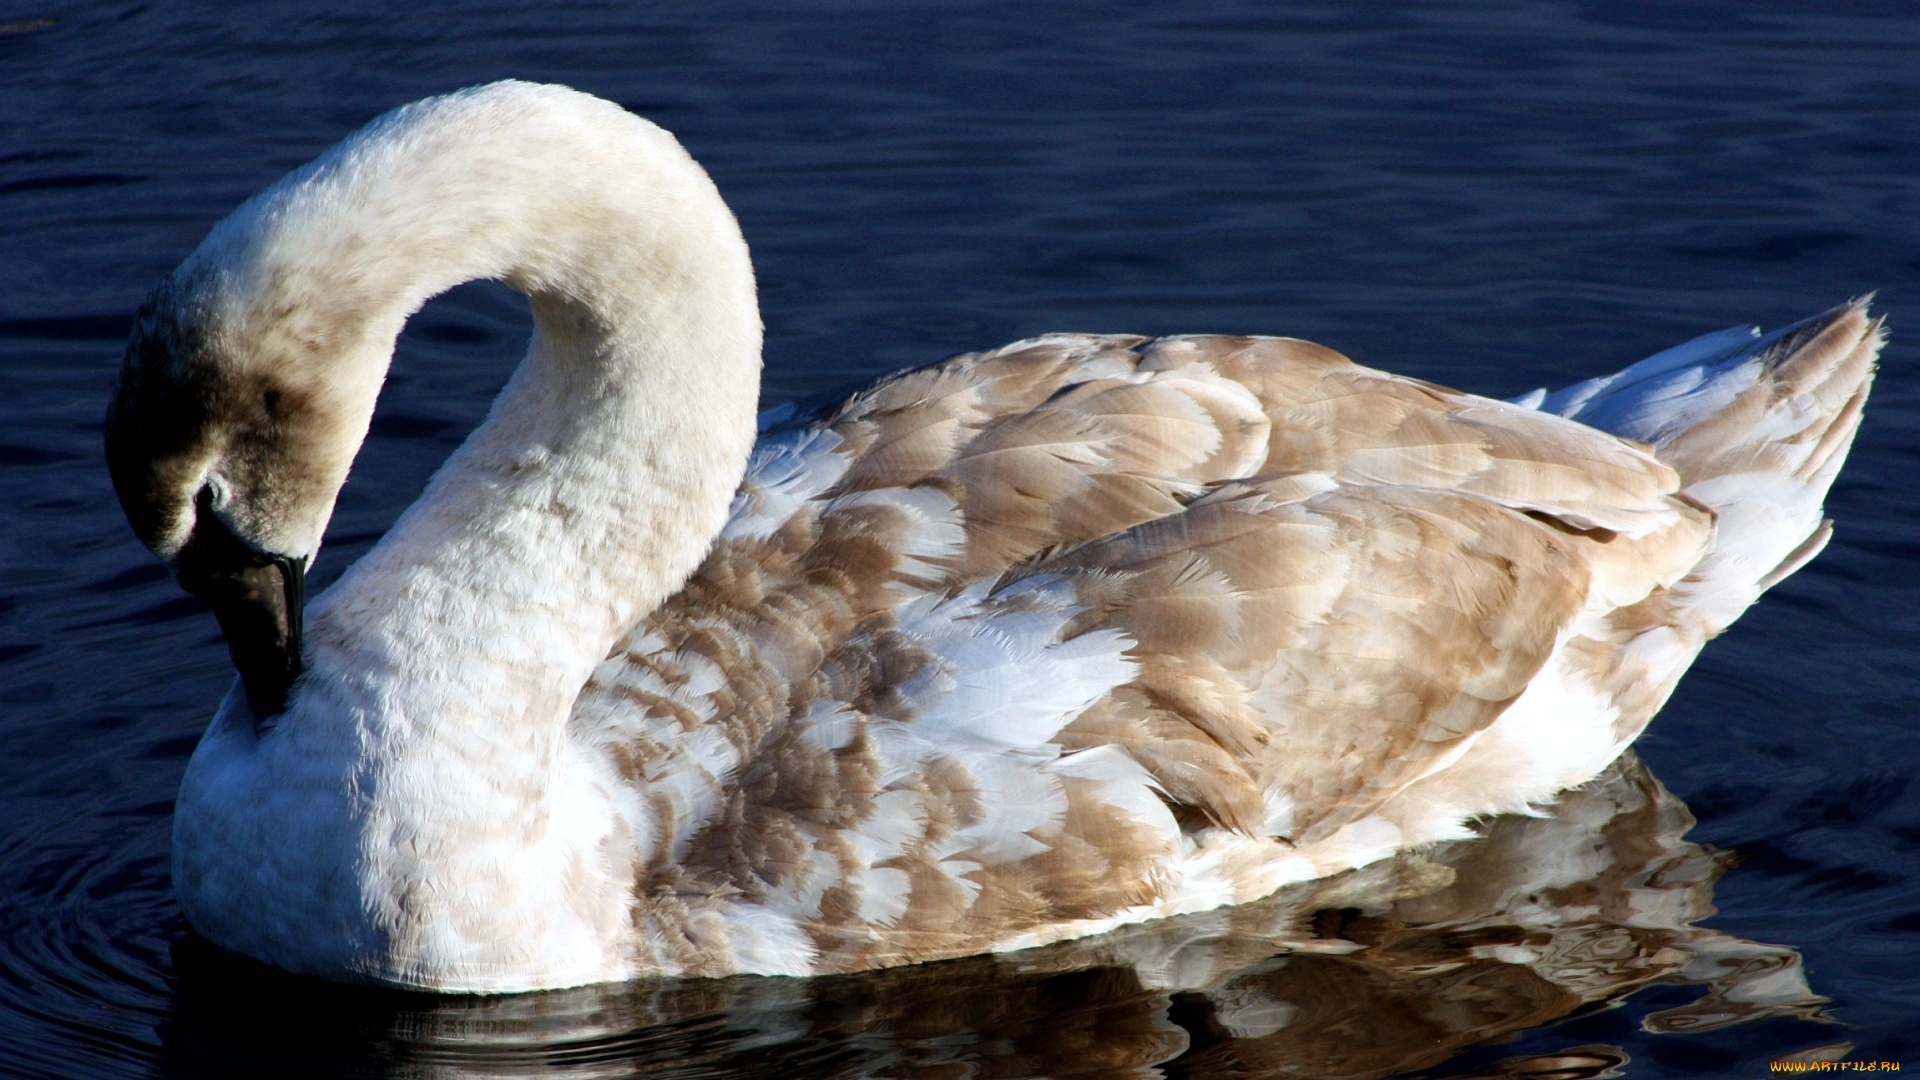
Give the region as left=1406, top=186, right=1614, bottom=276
left=104, top=80, right=1881, bottom=993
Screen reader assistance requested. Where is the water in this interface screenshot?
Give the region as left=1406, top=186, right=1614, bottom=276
left=2, top=2, right=1917, bottom=1076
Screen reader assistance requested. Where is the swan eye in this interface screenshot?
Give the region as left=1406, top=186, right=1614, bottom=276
left=202, top=475, right=231, bottom=513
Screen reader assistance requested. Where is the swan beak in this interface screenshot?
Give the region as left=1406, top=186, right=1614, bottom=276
left=172, top=511, right=307, bottom=719
left=202, top=554, right=306, bottom=719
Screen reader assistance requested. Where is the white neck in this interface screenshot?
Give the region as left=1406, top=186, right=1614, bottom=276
left=262, top=83, right=760, bottom=745
left=172, top=83, right=762, bottom=985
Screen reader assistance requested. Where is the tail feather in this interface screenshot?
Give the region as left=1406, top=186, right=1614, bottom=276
left=1525, top=299, right=1883, bottom=634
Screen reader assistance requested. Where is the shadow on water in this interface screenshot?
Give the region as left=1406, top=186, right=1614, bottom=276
left=149, top=754, right=1827, bottom=1079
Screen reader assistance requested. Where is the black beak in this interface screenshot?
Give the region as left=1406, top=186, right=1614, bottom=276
left=172, top=493, right=307, bottom=719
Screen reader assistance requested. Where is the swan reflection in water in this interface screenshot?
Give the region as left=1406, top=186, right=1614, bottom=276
left=157, top=753, right=1826, bottom=1079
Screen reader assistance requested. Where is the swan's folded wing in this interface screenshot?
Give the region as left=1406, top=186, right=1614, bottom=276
left=1031, top=476, right=1599, bottom=843
left=571, top=330, right=1720, bottom=972
left=596, top=330, right=1709, bottom=835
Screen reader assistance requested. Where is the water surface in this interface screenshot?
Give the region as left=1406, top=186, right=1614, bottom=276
left=2, top=3, right=1917, bottom=1077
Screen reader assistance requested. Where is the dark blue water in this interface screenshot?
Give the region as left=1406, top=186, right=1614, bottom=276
left=3, top=2, right=1917, bottom=1076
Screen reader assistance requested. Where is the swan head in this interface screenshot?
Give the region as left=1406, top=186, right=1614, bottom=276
left=105, top=265, right=355, bottom=718
left=105, top=80, right=767, bottom=720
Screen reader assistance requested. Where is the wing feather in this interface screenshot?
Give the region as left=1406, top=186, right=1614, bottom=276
left=1034, top=477, right=1599, bottom=841
left=568, top=329, right=1737, bottom=974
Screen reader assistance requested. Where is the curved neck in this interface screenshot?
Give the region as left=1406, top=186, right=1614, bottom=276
left=191, top=84, right=762, bottom=762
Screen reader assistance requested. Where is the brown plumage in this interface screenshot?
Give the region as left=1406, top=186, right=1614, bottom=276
left=570, top=303, right=1880, bottom=975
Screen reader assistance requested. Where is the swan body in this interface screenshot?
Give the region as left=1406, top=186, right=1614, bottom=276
left=105, top=81, right=1881, bottom=992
